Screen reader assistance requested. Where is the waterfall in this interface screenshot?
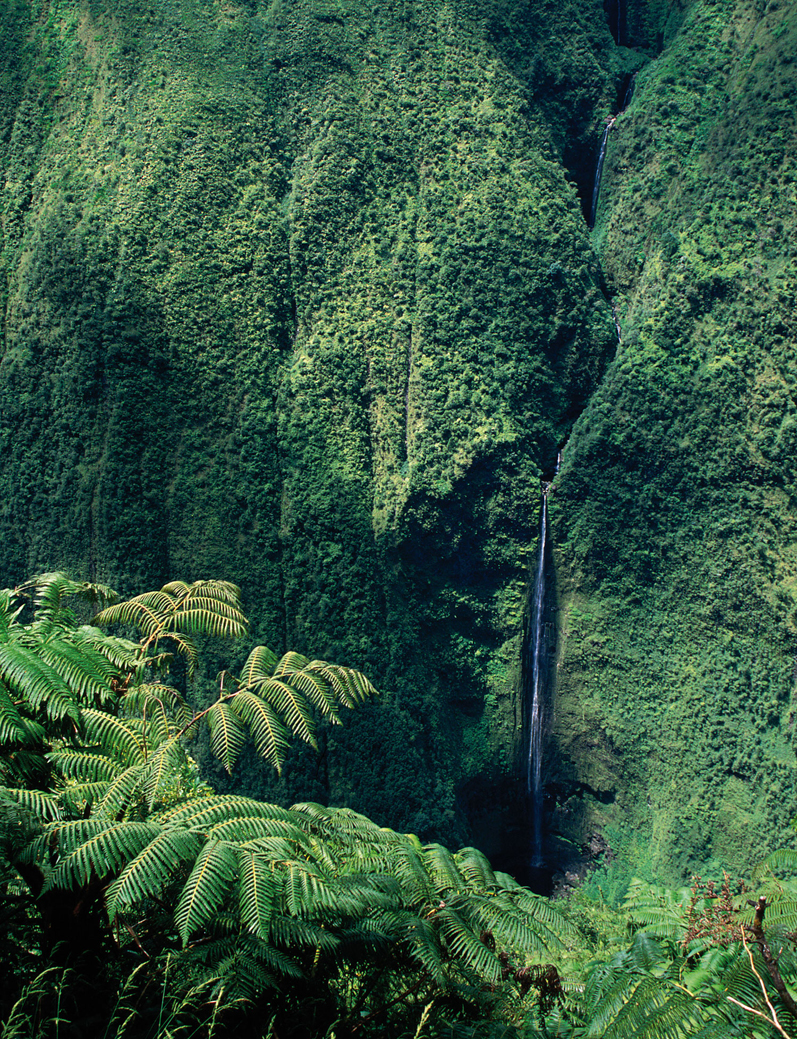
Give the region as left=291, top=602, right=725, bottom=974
left=588, top=117, right=616, bottom=230
left=527, top=488, right=549, bottom=867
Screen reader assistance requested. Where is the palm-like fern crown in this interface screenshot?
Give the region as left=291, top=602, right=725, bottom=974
left=0, top=572, right=576, bottom=1026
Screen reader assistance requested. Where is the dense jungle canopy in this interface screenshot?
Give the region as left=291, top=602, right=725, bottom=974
left=1, top=0, right=797, bottom=896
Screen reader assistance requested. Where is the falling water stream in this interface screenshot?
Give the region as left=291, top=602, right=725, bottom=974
left=527, top=487, right=549, bottom=867
left=588, top=117, right=616, bottom=230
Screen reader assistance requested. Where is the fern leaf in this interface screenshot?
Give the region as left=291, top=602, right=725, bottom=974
left=454, top=846, right=497, bottom=888
left=105, top=824, right=204, bottom=918
left=405, top=915, right=446, bottom=982
left=437, top=906, right=502, bottom=985
left=239, top=849, right=278, bottom=939
left=122, top=683, right=192, bottom=727
left=163, top=604, right=247, bottom=639
left=48, top=749, right=122, bottom=783
left=175, top=839, right=239, bottom=943
left=0, top=685, right=32, bottom=744
left=238, top=645, right=279, bottom=688
left=0, top=787, right=62, bottom=821
left=94, top=594, right=174, bottom=635
left=80, top=708, right=146, bottom=764
left=46, top=819, right=159, bottom=890
left=98, top=762, right=147, bottom=816
left=207, top=702, right=247, bottom=773
left=0, top=643, right=78, bottom=720
left=34, top=641, right=117, bottom=705
left=158, top=795, right=299, bottom=829
left=142, top=738, right=187, bottom=808
left=423, top=843, right=466, bottom=894
left=256, top=679, right=316, bottom=746
left=230, top=691, right=290, bottom=772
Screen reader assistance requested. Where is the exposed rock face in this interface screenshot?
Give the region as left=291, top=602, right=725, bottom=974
left=1, top=0, right=795, bottom=882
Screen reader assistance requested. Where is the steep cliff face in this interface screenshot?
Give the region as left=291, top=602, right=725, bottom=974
left=0, top=0, right=620, bottom=848
left=1, top=0, right=794, bottom=881
left=552, top=0, right=797, bottom=882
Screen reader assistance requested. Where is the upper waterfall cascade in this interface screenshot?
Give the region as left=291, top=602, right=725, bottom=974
left=589, top=117, right=616, bottom=230
left=527, top=488, right=550, bottom=868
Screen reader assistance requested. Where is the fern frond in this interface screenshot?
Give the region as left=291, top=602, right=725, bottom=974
left=0, top=685, right=33, bottom=744
left=158, top=796, right=299, bottom=829
left=239, top=849, right=278, bottom=939
left=106, top=825, right=204, bottom=917
left=48, top=749, right=122, bottom=783
left=154, top=631, right=199, bottom=677
left=80, top=708, right=146, bottom=764
left=385, top=841, right=434, bottom=905
left=46, top=819, right=159, bottom=889
left=623, top=877, right=689, bottom=939
left=94, top=594, right=175, bottom=635
left=268, top=913, right=340, bottom=951
left=34, top=640, right=117, bottom=705
left=162, top=580, right=243, bottom=607
left=175, top=839, right=239, bottom=943
left=257, top=679, right=317, bottom=746
left=437, top=906, right=502, bottom=984
left=142, top=739, right=187, bottom=808
left=229, top=691, right=290, bottom=772
left=765, top=849, right=797, bottom=878
left=405, top=915, right=446, bottom=982
left=0, top=643, right=78, bottom=721
left=207, top=701, right=247, bottom=773
left=301, top=660, right=377, bottom=708
left=454, top=846, right=497, bottom=888
left=238, top=645, right=279, bottom=688
left=23, top=573, right=119, bottom=615
left=423, top=843, right=466, bottom=894
left=270, top=663, right=341, bottom=720
left=98, top=762, right=147, bottom=816
left=122, top=683, right=191, bottom=727
left=0, top=787, right=62, bottom=821
left=162, top=603, right=247, bottom=639
left=72, top=626, right=138, bottom=672
left=59, top=781, right=111, bottom=813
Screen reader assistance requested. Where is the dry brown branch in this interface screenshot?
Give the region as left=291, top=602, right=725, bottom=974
left=726, top=926, right=793, bottom=1039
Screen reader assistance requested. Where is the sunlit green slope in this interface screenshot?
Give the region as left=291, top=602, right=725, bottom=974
left=552, top=0, right=797, bottom=881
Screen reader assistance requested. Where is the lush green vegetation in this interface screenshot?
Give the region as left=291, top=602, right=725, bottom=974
left=1, top=0, right=797, bottom=896
left=0, top=572, right=573, bottom=1037
left=4, top=572, right=797, bottom=1038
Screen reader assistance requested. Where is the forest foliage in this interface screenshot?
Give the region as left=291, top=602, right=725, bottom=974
left=4, top=573, right=797, bottom=1039
left=0, top=572, right=575, bottom=1038
left=1, top=0, right=797, bottom=903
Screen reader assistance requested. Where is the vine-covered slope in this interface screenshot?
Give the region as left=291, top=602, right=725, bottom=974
left=1, top=0, right=794, bottom=882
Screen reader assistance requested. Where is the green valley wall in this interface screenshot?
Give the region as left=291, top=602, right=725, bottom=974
left=551, top=0, right=797, bottom=881
left=1, top=0, right=796, bottom=882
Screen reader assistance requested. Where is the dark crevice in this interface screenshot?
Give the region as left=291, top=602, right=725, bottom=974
left=603, top=0, right=624, bottom=46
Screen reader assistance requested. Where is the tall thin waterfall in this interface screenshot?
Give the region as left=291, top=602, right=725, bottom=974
left=527, top=488, right=549, bottom=867
left=588, top=117, right=616, bottom=230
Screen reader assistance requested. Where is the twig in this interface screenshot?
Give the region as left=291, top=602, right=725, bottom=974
left=727, top=926, right=792, bottom=1039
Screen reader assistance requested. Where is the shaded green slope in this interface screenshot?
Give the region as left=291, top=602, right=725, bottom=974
left=0, top=0, right=621, bottom=844
left=552, top=0, right=797, bottom=881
